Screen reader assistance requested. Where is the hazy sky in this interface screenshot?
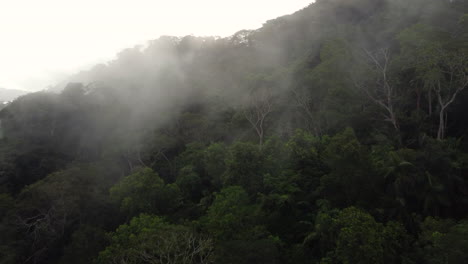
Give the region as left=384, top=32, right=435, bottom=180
left=0, top=0, right=312, bottom=91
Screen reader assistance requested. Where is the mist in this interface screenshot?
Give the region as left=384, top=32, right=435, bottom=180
left=1, top=0, right=468, bottom=264
left=0, top=0, right=312, bottom=92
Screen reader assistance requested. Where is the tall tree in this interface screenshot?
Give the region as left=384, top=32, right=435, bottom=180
left=353, top=48, right=400, bottom=133
left=243, top=86, right=274, bottom=147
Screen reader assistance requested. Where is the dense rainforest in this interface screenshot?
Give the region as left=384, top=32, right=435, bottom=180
left=1, top=0, right=468, bottom=263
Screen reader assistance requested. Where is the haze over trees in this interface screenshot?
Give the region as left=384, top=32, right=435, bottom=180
left=1, top=0, right=468, bottom=263
left=0, top=88, right=28, bottom=105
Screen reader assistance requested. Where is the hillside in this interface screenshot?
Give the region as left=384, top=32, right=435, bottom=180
left=0, top=87, right=28, bottom=102
left=1, top=0, right=468, bottom=263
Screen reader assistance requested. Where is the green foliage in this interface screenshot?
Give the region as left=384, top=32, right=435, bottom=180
left=0, top=193, right=13, bottom=219
left=308, top=207, right=411, bottom=264
left=59, top=225, right=107, bottom=264
left=203, top=143, right=227, bottom=190
left=176, top=165, right=203, bottom=201
left=286, top=129, right=323, bottom=173
left=214, top=238, right=281, bottom=264
left=203, top=186, right=265, bottom=241
left=1, top=0, right=468, bottom=263
left=110, top=167, right=181, bottom=216
left=333, top=207, right=385, bottom=264
left=320, top=128, right=380, bottom=208
left=224, top=142, right=265, bottom=195
left=5, top=163, right=119, bottom=264
left=96, top=214, right=214, bottom=264
left=419, top=217, right=468, bottom=264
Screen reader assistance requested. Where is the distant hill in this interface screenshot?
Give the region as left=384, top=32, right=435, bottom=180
left=0, top=87, right=28, bottom=102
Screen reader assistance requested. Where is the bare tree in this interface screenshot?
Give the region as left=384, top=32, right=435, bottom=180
left=138, top=231, right=213, bottom=264
left=292, top=87, right=325, bottom=137
left=353, top=48, right=400, bottom=133
left=16, top=194, right=78, bottom=264
left=122, top=145, right=149, bottom=172
left=243, top=87, right=274, bottom=147
left=434, top=54, right=468, bottom=140
left=110, top=230, right=214, bottom=264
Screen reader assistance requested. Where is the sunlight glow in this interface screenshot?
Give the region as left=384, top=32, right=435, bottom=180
left=0, top=0, right=313, bottom=91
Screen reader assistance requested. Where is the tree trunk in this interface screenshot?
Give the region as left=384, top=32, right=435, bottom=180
left=437, top=108, right=445, bottom=140
left=416, top=87, right=421, bottom=113
left=428, top=89, right=432, bottom=115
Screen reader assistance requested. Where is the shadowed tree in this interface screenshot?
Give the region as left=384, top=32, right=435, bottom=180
left=398, top=23, right=468, bottom=140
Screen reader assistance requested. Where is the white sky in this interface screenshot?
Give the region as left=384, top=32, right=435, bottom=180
left=0, top=0, right=313, bottom=91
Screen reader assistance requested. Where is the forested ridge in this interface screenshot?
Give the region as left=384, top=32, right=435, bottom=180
left=1, top=0, right=468, bottom=263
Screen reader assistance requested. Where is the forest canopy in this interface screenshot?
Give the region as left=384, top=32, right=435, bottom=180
left=1, top=0, right=468, bottom=263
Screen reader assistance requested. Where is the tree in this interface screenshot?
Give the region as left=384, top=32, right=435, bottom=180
left=433, top=53, right=468, bottom=140
left=203, top=186, right=260, bottom=241
left=11, top=164, right=119, bottom=264
left=97, top=214, right=214, bottom=264
left=353, top=48, right=400, bottom=133
left=320, top=128, right=379, bottom=207
left=203, top=143, right=228, bottom=190
left=223, top=142, right=265, bottom=196
left=374, top=148, right=419, bottom=209
left=59, top=225, right=107, bottom=264
left=243, top=86, right=274, bottom=147
left=291, top=39, right=356, bottom=136
left=291, top=86, right=326, bottom=137
left=202, top=186, right=280, bottom=264
left=398, top=23, right=468, bottom=140
left=307, top=207, right=411, bottom=264
left=419, top=217, right=468, bottom=264
left=110, top=167, right=181, bottom=216
left=176, top=166, right=203, bottom=202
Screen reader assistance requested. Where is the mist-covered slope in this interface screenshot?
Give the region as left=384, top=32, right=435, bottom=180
left=0, top=87, right=28, bottom=102
left=1, top=0, right=468, bottom=263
